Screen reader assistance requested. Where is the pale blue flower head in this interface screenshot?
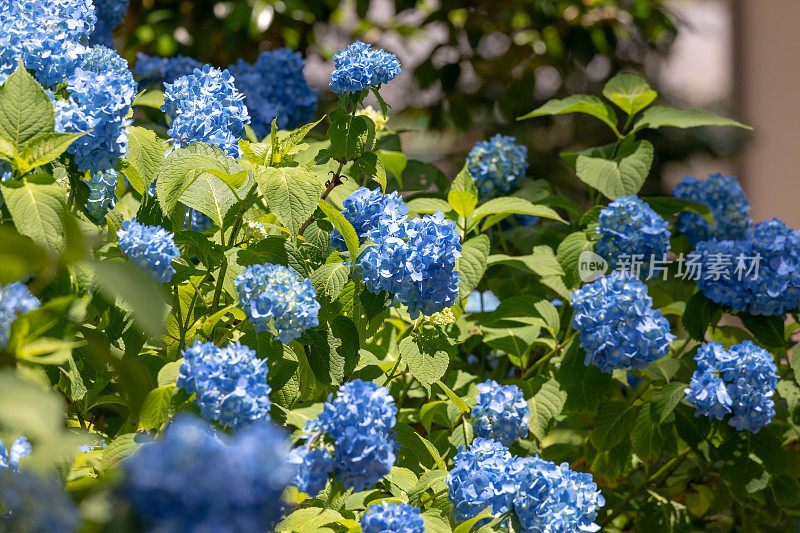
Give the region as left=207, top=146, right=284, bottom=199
left=287, top=446, right=334, bottom=496
left=330, top=41, right=401, bottom=94
left=116, top=219, right=180, bottom=283
left=0, top=282, right=40, bottom=349
left=472, top=380, right=529, bottom=446
left=673, top=173, right=752, bottom=245
left=332, top=187, right=409, bottom=250
left=121, top=415, right=294, bottom=532
left=0, top=469, right=81, bottom=533
left=0, top=436, right=31, bottom=472
left=85, top=169, right=118, bottom=222
left=361, top=502, right=425, bottom=533
left=235, top=263, right=320, bottom=343
left=571, top=271, right=675, bottom=372
left=133, top=53, right=203, bottom=87
left=88, top=0, right=129, bottom=46
left=177, top=341, right=272, bottom=429
left=162, top=65, right=251, bottom=158
left=596, top=195, right=671, bottom=271
left=685, top=341, right=777, bottom=433
left=466, top=135, right=528, bottom=198
left=229, top=48, right=318, bottom=137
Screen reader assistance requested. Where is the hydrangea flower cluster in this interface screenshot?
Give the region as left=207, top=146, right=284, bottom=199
left=54, top=46, right=137, bottom=172
left=116, top=219, right=179, bottom=283
left=447, top=438, right=519, bottom=523
left=121, top=415, right=294, bottom=532
left=464, top=290, right=501, bottom=313
left=229, top=49, right=318, bottom=137
left=694, top=218, right=800, bottom=316
left=466, top=134, right=529, bottom=198
left=162, top=65, right=251, bottom=158
left=0, top=436, right=31, bottom=472
left=514, top=456, right=605, bottom=532
left=287, top=446, right=333, bottom=496
left=0, top=282, right=40, bottom=349
left=472, top=380, right=530, bottom=446
left=89, top=0, right=129, bottom=46
left=447, top=438, right=604, bottom=530
left=356, top=203, right=462, bottom=319
left=685, top=341, right=778, bottom=433
left=331, top=187, right=409, bottom=250
left=177, top=341, right=272, bottom=429
left=0, top=0, right=96, bottom=86
left=0, top=470, right=81, bottom=533
left=330, top=41, right=401, bottom=94
left=85, top=169, right=118, bottom=222
left=596, top=195, right=671, bottom=270
left=673, top=173, right=752, bottom=245
left=133, top=53, right=203, bottom=86
left=235, top=263, right=320, bottom=343
left=306, top=379, right=397, bottom=491
left=361, top=502, right=425, bottom=533
left=571, top=271, right=675, bottom=372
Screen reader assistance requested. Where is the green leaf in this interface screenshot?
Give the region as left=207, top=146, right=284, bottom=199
left=483, top=324, right=540, bottom=359
left=157, top=360, right=183, bottom=388
left=644, top=197, right=714, bottom=226
left=354, top=151, right=387, bottom=192
left=682, top=291, right=722, bottom=341
left=377, top=150, right=407, bottom=185
left=317, top=200, right=358, bottom=263
left=278, top=117, right=325, bottom=160
left=488, top=246, right=564, bottom=278
left=0, top=226, right=49, bottom=284
left=518, top=94, right=620, bottom=135
left=739, top=313, right=786, bottom=348
left=651, top=381, right=687, bottom=423
left=406, top=197, right=453, bottom=215
left=0, top=135, right=16, bottom=163
left=556, top=232, right=593, bottom=289
left=529, top=378, right=566, bottom=441
left=458, top=235, right=490, bottom=298
left=257, top=166, right=322, bottom=235
left=790, top=344, right=800, bottom=386
left=452, top=509, right=495, bottom=533
left=275, top=508, right=343, bottom=532
left=590, top=401, right=632, bottom=449
left=558, top=339, right=611, bottom=415
left=472, top=197, right=566, bottom=224
left=123, top=126, right=166, bottom=194
left=602, top=73, right=658, bottom=116
left=0, top=62, right=54, bottom=146
left=630, top=406, right=664, bottom=461
left=88, top=258, right=169, bottom=338
left=138, top=385, right=174, bottom=431
left=720, top=455, right=770, bottom=502
left=394, top=422, right=447, bottom=470
left=18, top=132, right=85, bottom=173
left=632, top=105, right=752, bottom=132
left=328, top=108, right=376, bottom=161
left=310, top=262, right=351, bottom=301
left=307, top=316, right=359, bottom=385
left=436, top=380, right=471, bottom=414
left=1, top=173, right=66, bottom=252
left=399, top=330, right=451, bottom=386
left=574, top=140, right=654, bottom=199
left=448, top=190, right=478, bottom=219
left=133, top=90, right=165, bottom=109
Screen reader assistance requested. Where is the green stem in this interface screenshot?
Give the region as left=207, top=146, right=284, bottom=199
left=522, top=330, right=577, bottom=379
left=173, top=284, right=186, bottom=351
left=383, top=358, right=402, bottom=386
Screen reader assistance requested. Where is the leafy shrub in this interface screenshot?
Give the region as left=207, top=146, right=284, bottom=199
left=1, top=1, right=799, bottom=532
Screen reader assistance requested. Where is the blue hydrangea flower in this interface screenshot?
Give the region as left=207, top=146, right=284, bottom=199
left=596, top=195, right=671, bottom=271
left=472, top=380, right=529, bottom=447
left=571, top=271, right=675, bottom=373
left=0, top=0, right=96, bottom=87
left=513, top=456, right=605, bottom=533
left=229, top=49, right=318, bottom=137
left=330, top=41, right=401, bottom=94
left=685, top=341, right=777, bottom=433
left=332, top=187, right=409, bottom=251
left=162, top=65, right=251, bottom=158
left=359, top=210, right=462, bottom=319
left=85, top=169, right=117, bottom=222
left=361, top=502, right=425, bottom=533
left=447, top=438, right=519, bottom=523
left=287, top=446, right=334, bottom=496
left=88, top=0, right=129, bottom=46
left=0, top=469, right=81, bottom=533
left=177, top=341, right=272, bottom=429
left=185, top=208, right=213, bottom=232
left=116, top=219, right=179, bottom=283
left=464, top=290, right=501, bottom=313
left=122, top=415, right=294, bottom=532
left=310, top=379, right=397, bottom=492
left=466, top=135, right=528, bottom=198
left=0, top=436, right=31, bottom=472
left=694, top=218, right=800, bottom=316
left=0, top=282, right=40, bottom=349
left=54, top=47, right=137, bottom=172
left=133, top=53, right=204, bottom=87
left=235, top=263, right=320, bottom=343
left=673, top=174, right=752, bottom=245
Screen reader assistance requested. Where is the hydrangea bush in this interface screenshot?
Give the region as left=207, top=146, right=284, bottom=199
left=0, top=5, right=799, bottom=532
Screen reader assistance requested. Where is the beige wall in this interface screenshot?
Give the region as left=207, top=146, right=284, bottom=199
left=735, top=0, right=800, bottom=228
